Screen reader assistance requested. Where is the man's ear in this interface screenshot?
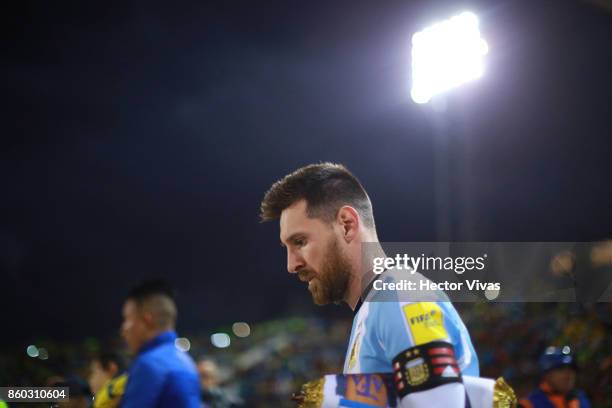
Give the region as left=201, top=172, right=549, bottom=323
left=141, top=310, right=156, bottom=329
left=336, top=206, right=360, bottom=243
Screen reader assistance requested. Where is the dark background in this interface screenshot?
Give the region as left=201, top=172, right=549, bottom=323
left=1, top=0, right=611, bottom=345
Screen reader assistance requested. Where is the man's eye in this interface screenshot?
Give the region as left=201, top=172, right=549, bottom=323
left=295, top=239, right=306, bottom=247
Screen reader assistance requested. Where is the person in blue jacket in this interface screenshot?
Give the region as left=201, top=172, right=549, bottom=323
left=519, top=346, right=591, bottom=408
left=119, top=280, right=200, bottom=408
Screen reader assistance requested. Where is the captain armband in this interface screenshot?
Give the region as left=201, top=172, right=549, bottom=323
left=392, top=341, right=462, bottom=398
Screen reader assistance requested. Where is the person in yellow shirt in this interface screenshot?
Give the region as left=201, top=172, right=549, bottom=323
left=88, top=351, right=128, bottom=408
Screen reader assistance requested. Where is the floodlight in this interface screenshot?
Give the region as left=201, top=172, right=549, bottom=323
left=411, top=11, right=488, bottom=104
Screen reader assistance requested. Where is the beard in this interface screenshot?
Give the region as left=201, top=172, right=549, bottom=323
left=308, top=236, right=352, bottom=305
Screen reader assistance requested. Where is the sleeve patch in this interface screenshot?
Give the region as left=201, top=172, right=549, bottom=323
left=402, top=302, right=448, bottom=345
left=392, top=341, right=462, bottom=398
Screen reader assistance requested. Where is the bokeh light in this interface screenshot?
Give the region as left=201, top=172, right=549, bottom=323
left=211, top=333, right=231, bottom=348
left=232, top=322, right=251, bottom=338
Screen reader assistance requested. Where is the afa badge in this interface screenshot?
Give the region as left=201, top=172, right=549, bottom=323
left=392, top=341, right=461, bottom=398
left=403, top=350, right=429, bottom=387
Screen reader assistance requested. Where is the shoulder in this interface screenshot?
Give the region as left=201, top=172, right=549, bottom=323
left=130, top=354, right=165, bottom=378
left=366, top=299, right=449, bottom=328
left=109, top=373, right=128, bottom=395
left=131, top=344, right=183, bottom=377
left=151, top=342, right=198, bottom=375
left=368, top=300, right=458, bottom=347
left=128, top=347, right=197, bottom=390
left=520, top=388, right=549, bottom=407
left=574, top=389, right=591, bottom=405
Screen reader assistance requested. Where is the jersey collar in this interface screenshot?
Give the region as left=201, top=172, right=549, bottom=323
left=354, top=269, right=387, bottom=315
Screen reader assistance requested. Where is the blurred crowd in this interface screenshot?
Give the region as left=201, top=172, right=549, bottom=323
left=1, top=303, right=610, bottom=407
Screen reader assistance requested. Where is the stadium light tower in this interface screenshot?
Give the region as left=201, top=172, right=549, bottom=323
left=411, top=11, right=488, bottom=104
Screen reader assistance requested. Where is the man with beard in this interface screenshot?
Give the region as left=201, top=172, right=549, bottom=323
left=260, top=163, right=515, bottom=408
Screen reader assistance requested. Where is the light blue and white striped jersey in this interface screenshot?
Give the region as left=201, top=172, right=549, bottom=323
left=343, top=269, right=479, bottom=376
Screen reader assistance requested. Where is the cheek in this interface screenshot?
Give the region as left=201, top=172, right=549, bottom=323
left=123, top=319, right=135, bottom=334
left=304, top=245, right=323, bottom=272
left=91, top=370, right=102, bottom=383
left=312, top=236, right=337, bottom=271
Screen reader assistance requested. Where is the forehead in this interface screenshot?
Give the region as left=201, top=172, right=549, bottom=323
left=198, top=361, right=217, bottom=371
left=279, top=200, right=325, bottom=242
left=123, top=299, right=138, bottom=314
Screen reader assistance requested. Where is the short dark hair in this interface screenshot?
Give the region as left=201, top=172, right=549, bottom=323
left=127, top=279, right=175, bottom=302
left=93, top=351, right=126, bottom=373
left=126, top=279, right=177, bottom=329
left=260, top=162, right=375, bottom=229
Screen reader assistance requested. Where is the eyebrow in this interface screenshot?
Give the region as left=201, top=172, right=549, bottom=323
left=280, top=233, right=305, bottom=247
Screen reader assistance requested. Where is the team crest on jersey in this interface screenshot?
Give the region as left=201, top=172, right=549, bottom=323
left=403, top=350, right=429, bottom=386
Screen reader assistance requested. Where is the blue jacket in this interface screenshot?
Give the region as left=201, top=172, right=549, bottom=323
left=520, top=383, right=591, bottom=408
left=121, top=331, right=201, bottom=408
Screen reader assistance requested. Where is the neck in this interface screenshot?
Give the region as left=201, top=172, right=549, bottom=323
left=140, top=327, right=172, bottom=349
left=345, top=276, right=363, bottom=311
left=344, top=240, right=386, bottom=311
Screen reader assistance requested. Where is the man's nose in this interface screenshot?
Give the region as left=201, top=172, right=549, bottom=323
left=119, top=323, right=127, bottom=338
left=287, top=250, right=305, bottom=274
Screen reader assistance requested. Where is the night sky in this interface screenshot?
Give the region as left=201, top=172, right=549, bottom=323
left=1, top=0, right=611, bottom=345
